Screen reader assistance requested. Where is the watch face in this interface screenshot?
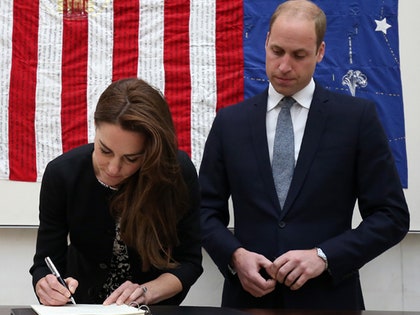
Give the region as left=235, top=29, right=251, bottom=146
left=316, top=248, right=328, bottom=271
left=317, top=248, right=327, bottom=260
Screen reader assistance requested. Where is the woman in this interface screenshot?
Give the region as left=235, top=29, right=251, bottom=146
left=30, top=78, right=203, bottom=306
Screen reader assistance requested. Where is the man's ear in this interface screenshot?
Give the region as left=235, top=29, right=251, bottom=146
left=317, top=41, right=326, bottom=62
left=265, top=31, right=270, bottom=47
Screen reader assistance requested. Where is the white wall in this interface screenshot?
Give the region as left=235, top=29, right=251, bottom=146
left=0, top=0, right=419, bottom=310
left=399, top=0, right=420, bottom=232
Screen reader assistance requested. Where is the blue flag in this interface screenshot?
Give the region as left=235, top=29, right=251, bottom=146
left=243, top=0, right=407, bottom=188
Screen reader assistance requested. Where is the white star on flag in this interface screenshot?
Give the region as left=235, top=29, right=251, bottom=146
left=375, top=18, right=391, bottom=34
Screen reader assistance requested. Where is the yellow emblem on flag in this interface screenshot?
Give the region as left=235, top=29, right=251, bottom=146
left=56, top=0, right=111, bottom=19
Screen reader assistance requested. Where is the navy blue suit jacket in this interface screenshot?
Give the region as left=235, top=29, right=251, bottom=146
left=199, top=83, right=409, bottom=310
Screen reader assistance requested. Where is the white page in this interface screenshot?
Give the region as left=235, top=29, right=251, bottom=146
left=31, top=304, right=145, bottom=315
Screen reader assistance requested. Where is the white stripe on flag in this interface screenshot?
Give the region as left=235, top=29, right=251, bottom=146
left=138, top=0, right=165, bottom=93
left=189, top=0, right=217, bottom=168
left=0, top=0, right=13, bottom=179
left=35, top=0, right=64, bottom=181
left=87, top=0, right=115, bottom=143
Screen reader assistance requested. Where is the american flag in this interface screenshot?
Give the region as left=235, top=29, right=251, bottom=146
left=0, top=0, right=407, bottom=187
left=1, top=0, right=244, bottom=182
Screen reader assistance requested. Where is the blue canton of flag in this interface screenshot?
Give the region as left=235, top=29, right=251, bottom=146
left=243, top=0, right=407, bottom=188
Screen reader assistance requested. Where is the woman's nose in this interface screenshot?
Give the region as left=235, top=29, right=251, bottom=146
left=107, top=158, right=121, bottom=175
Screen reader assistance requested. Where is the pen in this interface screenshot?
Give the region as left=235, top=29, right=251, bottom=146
left=45, top=256, right=76, bottom=304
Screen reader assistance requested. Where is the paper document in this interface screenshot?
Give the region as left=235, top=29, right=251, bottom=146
left=31, top=304, right=145, bottom=315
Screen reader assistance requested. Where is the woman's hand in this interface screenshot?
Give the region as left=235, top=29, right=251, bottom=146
left=103, top=273, right=182, bottom=305
left=103, top=281, right=148, bottom=306
left=35, top=274, right=78, bottom=306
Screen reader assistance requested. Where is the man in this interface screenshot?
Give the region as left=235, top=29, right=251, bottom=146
left=199, top=0, right=409, bottom=310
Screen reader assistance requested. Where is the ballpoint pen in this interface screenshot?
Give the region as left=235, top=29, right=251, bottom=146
left=45, top=256, right=76, bottom=304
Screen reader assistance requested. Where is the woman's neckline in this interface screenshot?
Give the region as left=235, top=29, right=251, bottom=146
left=97, top=177, right=119, bottom=191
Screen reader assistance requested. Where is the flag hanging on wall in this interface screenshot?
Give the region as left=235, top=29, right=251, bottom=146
left=0, top=0, right=407, bottom=188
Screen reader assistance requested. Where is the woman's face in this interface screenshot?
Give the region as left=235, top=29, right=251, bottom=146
left=92, top=122, right=146, bottom=188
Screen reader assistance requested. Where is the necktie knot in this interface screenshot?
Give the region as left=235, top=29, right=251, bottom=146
left=280, top=96, right=295, bottom=110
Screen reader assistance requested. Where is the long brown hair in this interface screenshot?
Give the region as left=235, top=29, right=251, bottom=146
left=94, top=78, right=189, bottom=271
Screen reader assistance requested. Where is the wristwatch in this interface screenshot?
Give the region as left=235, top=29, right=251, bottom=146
left=228, top=264, right=237, bottom=275
left=316, top=247, right=328, bottom=270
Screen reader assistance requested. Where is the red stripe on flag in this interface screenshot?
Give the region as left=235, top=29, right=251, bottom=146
left=8, top=0, right=39, bottom=181
left=216, top=0, right=244, bottom=110
left=61, top=13, right=89, bottom=153
left=163, top=0, right=192, bottom=155
left=112, top=0, right=139, bottom=80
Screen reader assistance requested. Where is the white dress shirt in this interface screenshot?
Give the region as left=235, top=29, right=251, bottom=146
left=266, top=79, right=315, bottom=164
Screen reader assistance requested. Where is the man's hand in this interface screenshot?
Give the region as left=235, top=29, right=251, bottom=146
left=35, top=274, right=78, bottom=306
left=231, top=248, right=277, bottom=297
left=266, top=248, right=327, bottom=290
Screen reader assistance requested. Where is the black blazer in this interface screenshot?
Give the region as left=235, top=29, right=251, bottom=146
left=30, top=144, right=203, bottom=304
left=199, top=83, right=409, bottom=310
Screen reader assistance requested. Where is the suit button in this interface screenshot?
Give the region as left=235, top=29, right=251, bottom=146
left=99, top=263, right=108, bottom=269
left=278, top=221, right=286, bottom=228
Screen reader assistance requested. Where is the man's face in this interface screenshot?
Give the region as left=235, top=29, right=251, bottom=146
left=265, top=15, right=325, bottom=96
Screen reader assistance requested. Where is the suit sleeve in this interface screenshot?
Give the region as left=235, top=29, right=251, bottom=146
left=199, top=110, right=243, bottom=278
left=319, top=100, right=409, bottom=283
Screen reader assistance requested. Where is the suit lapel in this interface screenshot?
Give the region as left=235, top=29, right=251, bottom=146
left=281, top=84, right=330, bottom=216
left=248, top=90, right=281, bottom=205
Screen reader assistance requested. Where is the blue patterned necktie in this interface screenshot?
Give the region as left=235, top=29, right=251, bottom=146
left=272, top=96, right=295, bottom=209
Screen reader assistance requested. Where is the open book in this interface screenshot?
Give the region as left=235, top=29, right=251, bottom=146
left=31, top=304, right=147, bottom=315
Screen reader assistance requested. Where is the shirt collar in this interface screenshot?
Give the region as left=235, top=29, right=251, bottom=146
left=267, top=78, right=315, bottom=112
